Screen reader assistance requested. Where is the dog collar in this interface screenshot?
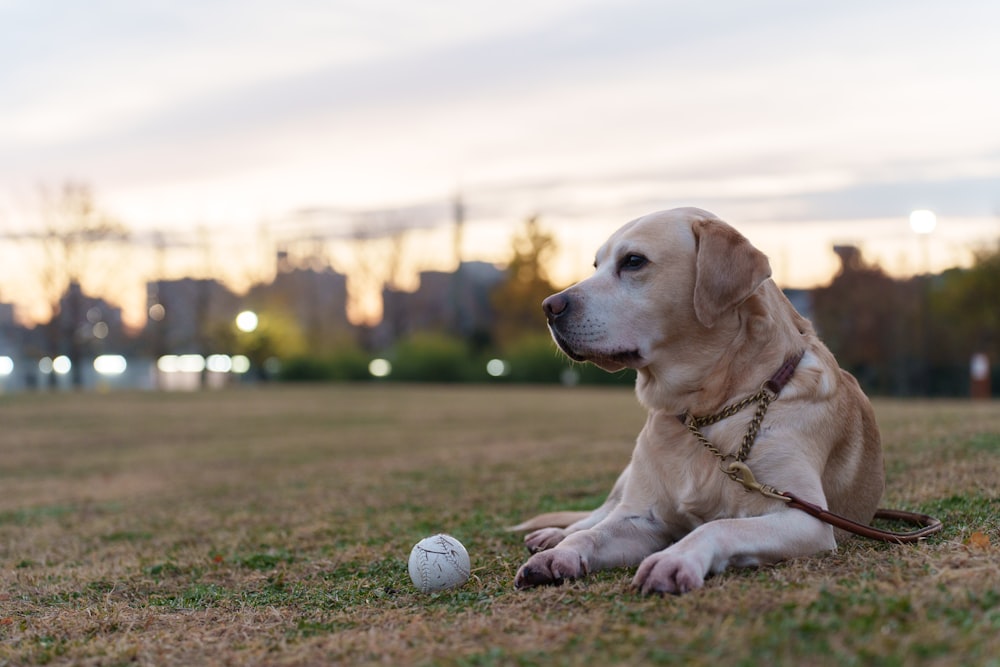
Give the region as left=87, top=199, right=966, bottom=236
left=678, top=349, right=806, bottom=481
left=679, top=350, right=805, bottom=428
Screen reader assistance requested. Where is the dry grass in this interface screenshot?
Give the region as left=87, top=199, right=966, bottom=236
left=1, top=385, right=998, bottom=666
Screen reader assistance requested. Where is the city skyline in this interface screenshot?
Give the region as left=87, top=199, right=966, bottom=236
left=2, top=1, right=999, bottom=325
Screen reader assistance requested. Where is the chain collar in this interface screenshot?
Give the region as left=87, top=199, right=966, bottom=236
left=679, top=350, right=805, bottom=468
left=674, top=350, right=944, bottom=541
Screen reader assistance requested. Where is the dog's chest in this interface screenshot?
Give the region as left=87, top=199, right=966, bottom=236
left=636, top=415, right=770, bottom=531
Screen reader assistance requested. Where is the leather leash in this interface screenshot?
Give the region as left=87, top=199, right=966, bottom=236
left=721, top=460, right=943, bottom=543
left=682, top=352, right=944, bottom=544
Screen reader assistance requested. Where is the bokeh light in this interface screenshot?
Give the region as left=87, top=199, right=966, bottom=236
left=369, top=358, right=391, bottom=378
left=236, top=311, right=259, bottom=333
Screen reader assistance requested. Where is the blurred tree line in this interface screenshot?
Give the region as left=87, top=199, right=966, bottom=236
left=360, top=223, right=1000, bottom=394
left=282, top=215, right=634, bottom=385
left=8, top=183, right=130, bottom=388
left=7, top=182, right=997, bottom=393
left=488, top=218, right=633, bottom=385
left=813, top=243, right=999, bottom=396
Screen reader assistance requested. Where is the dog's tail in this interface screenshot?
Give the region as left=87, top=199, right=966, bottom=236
left=506, top=511, right=591, bottom=532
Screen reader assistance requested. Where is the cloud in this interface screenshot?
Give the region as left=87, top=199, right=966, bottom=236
left=2, top=0, right=999, bottom=233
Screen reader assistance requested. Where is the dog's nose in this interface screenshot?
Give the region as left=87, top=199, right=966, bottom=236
left=542, top=293, right=569, bottom=321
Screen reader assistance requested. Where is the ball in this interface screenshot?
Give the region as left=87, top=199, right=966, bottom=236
left=408, top=533, right=471, bottom=593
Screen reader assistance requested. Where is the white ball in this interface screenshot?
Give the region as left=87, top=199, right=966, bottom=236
left=408, top=533, right=471, bottom=593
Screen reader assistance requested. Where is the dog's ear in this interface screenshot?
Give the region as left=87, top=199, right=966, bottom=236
left=692, top=217, right=772, bottom=328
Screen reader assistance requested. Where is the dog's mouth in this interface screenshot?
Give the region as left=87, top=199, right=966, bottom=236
left=550, top=329, right=586, bottom=362
left=550, top=329, right=642, bottom=369
left=591, top=349, right=644, bottom=371
left=603, top=349, right=644, bottom=365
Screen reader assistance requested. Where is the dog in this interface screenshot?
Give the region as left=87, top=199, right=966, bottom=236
left=512, top=207, right=884, bottom=594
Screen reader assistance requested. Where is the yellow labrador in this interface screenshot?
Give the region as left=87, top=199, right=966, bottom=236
left=513, top=207, right=884, bottom=594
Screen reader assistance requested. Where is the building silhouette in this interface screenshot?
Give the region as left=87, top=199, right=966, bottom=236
left=146, top=278, right=241, bottom=355
left=244, top=261, right=351, bottom=351
left=377, top=261, right=504, bottom=348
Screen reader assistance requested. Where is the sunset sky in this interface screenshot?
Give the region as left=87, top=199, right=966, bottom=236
left=2, top=1, right=999, bottom=326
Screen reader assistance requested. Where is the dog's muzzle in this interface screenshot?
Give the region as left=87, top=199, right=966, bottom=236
left=541, top=293, right=585, bottom=361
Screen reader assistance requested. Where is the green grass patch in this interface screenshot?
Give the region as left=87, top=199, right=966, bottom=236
left=0, top=387, right=997, bottom=666
left=0, top=504, right=75, bottom=526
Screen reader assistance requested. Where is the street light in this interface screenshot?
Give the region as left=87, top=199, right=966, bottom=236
left=909, top=210, right=936, bottom=275
left=909, top=209, right=937, bottom=235
left=235, top=310, right=259, bottom=333
left=94, top=355, right=127, bottom=375
left=909, top=209, right=936, bottom=395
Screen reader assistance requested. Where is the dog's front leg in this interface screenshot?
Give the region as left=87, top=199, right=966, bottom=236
left=514, top=508, right=668, bottom=589
left=632, top=509, right=835, bottom=595
left=523, top=463, right=632, bottom=553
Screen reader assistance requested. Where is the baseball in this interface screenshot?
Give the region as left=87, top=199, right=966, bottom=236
left=408, top=533, right=471, bottom=593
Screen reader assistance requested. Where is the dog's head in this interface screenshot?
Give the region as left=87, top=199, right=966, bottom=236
left=542, top=207, right=772, bottom=373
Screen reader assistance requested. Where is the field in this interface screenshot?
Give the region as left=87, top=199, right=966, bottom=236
left=1, top=385, right=998, bottom=666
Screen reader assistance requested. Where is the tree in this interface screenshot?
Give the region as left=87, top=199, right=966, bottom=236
left=812, top=246, right=920, bottom=394
left=33, top=183, right=129, bottom=387
left=930, top=241, right=1000, bottom=384
left=491, top=216, right=560, bottom=348
left=227, top=310, right=307, bottom=379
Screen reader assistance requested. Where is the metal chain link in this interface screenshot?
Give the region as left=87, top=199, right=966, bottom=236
left=683, top=385, right=776, bottom=468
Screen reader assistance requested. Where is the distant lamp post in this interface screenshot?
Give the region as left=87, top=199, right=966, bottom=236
left=233, top=311, right=260, bottom=382
left=909, top=209, right=936, bottom=275
left=909, top=209, right=937, bottom=235
left=909, top=210, right=937, bottom=395
left=235, top=310, right=259, bottom=333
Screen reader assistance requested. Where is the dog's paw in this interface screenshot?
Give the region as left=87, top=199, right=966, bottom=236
left=524, top=527, right=568, bottom=553
left=631, top=550, right=707, bottom=595
left=514, top=548, right=588, bottom=589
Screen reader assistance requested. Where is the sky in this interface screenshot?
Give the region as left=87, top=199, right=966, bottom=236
left=2, top=0, right=999, bottom=326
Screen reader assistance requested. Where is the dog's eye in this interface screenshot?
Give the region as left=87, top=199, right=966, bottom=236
left=620, top=254, right=648, bottom=271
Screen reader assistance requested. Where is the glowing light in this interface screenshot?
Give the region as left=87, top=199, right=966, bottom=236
left=206, top=354, right=233, bottom=373
left=486, top=358, right=510, bottom=377
left=156, top=354, right=206, bottom=373
left=94, top=355, right=127, bottom=375
left=156, top=355, right=178, bottom=373
left=0, top=356, right=13, bottom=376
left=369, top=358, right=391, bottom=378
left=231, top=355, right=251, bottom=373
left=92, top=321, right=109, bottom=339
left=148, top=303, right=166, bottom=321
left=178, top=354, right=206, bottom=373
left=909, top=210, right=937, bottom=235
left=39, top=357, right=53, bottom=374
left=235, top=311, right=259, bottom=333
left=53, top=355, right=72, bottom=375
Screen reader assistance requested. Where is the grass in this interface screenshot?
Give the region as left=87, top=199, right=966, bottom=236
left=0, top=385, right=998, bottom=666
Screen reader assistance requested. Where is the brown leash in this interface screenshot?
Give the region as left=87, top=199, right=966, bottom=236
left=682, top=352, right=944, bottom=544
